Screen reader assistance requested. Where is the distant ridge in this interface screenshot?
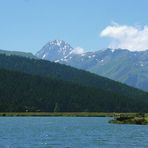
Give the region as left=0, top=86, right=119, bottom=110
left=0, top=49, right=37, bottom=59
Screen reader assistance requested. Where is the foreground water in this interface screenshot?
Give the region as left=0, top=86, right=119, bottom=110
left=0, top=117, right=148, bottom=148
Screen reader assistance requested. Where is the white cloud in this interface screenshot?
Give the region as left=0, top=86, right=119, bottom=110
left=100, top=23, right=148, bottom=51
left=72, top=47, right=85, bottom=54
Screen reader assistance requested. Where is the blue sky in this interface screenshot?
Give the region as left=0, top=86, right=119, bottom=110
left=0, top=0, right=148, bottom=53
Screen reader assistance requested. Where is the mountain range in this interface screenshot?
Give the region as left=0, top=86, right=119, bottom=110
left=36, top=40, right=148, bottom=90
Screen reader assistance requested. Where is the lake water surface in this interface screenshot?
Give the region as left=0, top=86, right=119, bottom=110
left=0, top=117, right=148, bottom=148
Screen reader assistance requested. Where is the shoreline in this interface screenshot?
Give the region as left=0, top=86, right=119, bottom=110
left=0, top=112, right=147, bottom=117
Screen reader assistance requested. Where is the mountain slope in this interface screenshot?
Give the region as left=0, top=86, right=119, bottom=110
left=0, top=54, right=147, bottom=102
left=36, top=40, right=148, bottom=90
left=0, top=69, right=148, bottom=112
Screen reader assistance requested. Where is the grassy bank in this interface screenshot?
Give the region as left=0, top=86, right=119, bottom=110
left=0, top=112, right=148, bottom=117
left=0, top=112, right=114, bottom=117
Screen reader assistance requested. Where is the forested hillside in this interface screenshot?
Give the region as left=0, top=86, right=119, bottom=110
left=0, top=54, right=147, bottom=101
left=0, top=69, right=148, bottom=112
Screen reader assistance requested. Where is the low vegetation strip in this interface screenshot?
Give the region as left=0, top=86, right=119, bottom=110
left=0, top=112, right=114, bottom=117
left=0, top=112, right=148, bottom=117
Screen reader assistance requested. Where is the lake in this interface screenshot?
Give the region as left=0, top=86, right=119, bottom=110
left=0, top=117, right=148, bottom=148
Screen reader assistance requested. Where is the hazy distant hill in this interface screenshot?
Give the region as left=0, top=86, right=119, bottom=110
left=36, top=40, right=148, bottom=90
left=0, top=49, right=37, bottom=59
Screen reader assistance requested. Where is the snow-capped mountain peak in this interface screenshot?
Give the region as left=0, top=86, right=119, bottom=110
left=35, top=40, right=73, bottom=61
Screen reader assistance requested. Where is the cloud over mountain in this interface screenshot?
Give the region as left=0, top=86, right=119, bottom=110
left=72, top=47, right=84, bottom=54
left=100, top=23, right=148, bottom=51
